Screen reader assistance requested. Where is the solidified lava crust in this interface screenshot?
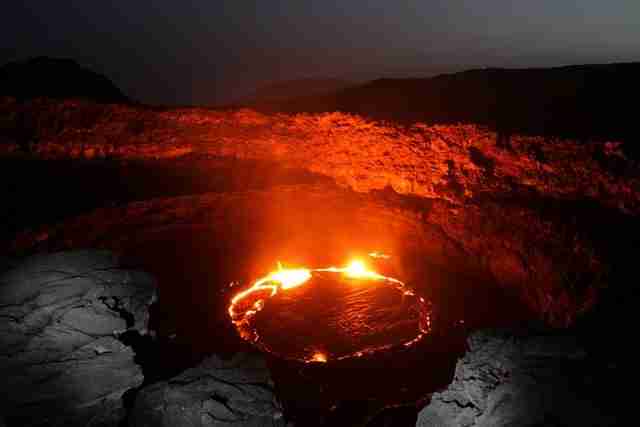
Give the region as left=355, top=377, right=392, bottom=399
left=230, top=266, right=432, bottom=363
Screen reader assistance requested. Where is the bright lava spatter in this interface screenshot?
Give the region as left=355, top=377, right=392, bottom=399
left=228, top=256, right=431, bottom=363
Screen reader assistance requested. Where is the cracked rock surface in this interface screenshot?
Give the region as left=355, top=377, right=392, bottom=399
left=416, top=329, right=618, bottom=427
left=0, top=250, right=156, bottom=426
left=129, top=352, right=286, bottom=427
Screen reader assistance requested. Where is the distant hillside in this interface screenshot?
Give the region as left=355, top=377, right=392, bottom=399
left=0, top=57, right=129, bottom=103
left=257, top=63, right=640, bottom=145
left=245, top=78, right=355, bottom=104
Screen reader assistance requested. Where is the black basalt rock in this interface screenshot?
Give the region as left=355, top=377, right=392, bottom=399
left=416, top=328, right=618, bottom=427
left=129, top=352, right=287, bottom=427
left=0, top=250, right=156, bottom=426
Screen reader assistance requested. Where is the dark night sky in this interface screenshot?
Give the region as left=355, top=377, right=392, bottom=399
left=3, top=1, right=639, bottom=105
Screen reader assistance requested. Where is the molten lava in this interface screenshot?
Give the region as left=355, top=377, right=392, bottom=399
left=229, top=256, right=431, bottom=363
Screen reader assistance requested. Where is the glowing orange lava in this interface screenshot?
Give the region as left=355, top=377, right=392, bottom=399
left=228, top=255, right=430, bottom=362
left=310, top=351, right=328, bottom=363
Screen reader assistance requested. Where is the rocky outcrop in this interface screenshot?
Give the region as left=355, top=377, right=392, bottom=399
left=0, top=250, right=156, bottom=426
left=416, top=329, right=618, bottom=427
left=129, top=352, right=286, bottom=427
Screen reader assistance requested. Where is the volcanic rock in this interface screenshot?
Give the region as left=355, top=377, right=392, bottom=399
left=0, top=250, right=156, bottom=426
left=1, top=98, right=637, bottom=216
left=129, top=352, right=286, bottom=427
left=416, top=329, right=617, bottom=427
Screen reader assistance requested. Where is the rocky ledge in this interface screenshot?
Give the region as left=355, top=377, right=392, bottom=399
left=0, top=250, right=155, bottom=426
left=0, top=250, right=288, bottom=427
left=129, top=352, right=286, bottom=427
left=417, top=328, right=619, bottom=427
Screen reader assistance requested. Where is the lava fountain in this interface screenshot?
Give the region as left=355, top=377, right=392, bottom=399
left=229, top=255, right=432, bottom=363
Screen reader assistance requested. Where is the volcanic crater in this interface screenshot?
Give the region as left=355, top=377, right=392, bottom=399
left=1, top=96, right=638, bottom=425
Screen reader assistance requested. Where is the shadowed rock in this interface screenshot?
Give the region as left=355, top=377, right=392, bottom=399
left=129, top=352, right=286, bottom=427
left=0, top=250, right=156, bottom=426
left=416, top=329, right=617, bottom=427
left=0, top=57, right=128, bottom=103
left=260, top=63, right=640, bottom=148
